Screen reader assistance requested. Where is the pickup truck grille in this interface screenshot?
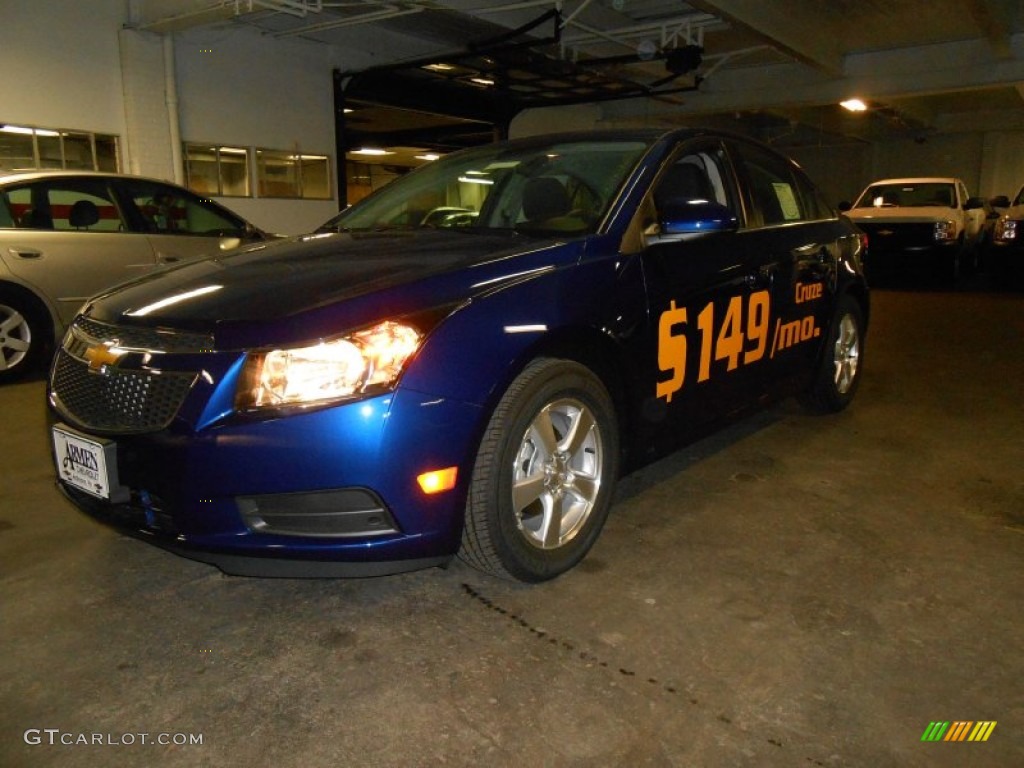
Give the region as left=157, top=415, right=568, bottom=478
left=858, top=222, right=937, bottom=252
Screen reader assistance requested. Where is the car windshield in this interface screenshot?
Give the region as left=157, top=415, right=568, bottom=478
left=854, top=182, right=957, bottom=209
left=319, top=138, right=652, bottom=237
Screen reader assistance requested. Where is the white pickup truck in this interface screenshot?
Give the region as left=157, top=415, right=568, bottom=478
left=840, top=177, right=989, bottom=282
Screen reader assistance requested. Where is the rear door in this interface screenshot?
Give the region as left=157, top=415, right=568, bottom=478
left=0, top=177, right=157, bottom=328
left=725, top=139, right=844, bottom=392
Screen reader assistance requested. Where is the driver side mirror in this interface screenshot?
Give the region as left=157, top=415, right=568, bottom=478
left=659, top=199, right=739, bottom=236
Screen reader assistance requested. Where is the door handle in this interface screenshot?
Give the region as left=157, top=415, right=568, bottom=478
left=157, top=254, right=181, bottom=264
left=9, top=247, right=42, bottom=259
left=745, top=264, right=774, bottom=288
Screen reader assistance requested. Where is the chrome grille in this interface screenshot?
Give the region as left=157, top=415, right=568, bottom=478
left=50, top=317, right=203, bottom=434
left=73, top=316, right=214, bottom=352
left=52, top=351, right=197, bottom=433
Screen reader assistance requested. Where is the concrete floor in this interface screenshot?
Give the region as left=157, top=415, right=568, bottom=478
left=1, top=288, right=1022, bottom=768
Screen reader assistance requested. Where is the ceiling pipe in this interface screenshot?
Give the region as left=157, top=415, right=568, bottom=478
left=272, top=4, right=424, bottom=37
left=163, top=34, right=184, bottom=185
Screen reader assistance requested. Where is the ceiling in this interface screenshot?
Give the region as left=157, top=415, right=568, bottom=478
left=136, top=1, right=1024, bottom=162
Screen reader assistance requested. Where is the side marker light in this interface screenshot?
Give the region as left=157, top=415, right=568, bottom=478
left=417, top=467, right=458, bottom=494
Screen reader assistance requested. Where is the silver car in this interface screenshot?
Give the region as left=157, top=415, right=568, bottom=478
left=0, top=171, right=270, bottom=382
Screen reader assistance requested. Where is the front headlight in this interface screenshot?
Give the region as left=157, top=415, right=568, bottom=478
left=995, top=218, right=1018, bottom=241
left=236, top=320, right=422, bottom=409
left=933, top=220, right=956, bottom=242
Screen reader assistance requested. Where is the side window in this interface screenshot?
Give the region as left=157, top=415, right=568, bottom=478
left=654, top=148, right=731, bottom=211
left=4, top=181, right=125, bottom=232
left=1, top=187, right=30, bottom=229
left=732, top=143, right=807, bottom=226
left=123, top=181, right=247, bottom=236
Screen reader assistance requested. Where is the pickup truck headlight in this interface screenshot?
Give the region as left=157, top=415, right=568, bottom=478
left=995, top=218, right=1017, bottom=242
left=933, top=220, right=956, bottom=242
left=236, top=320, right=422, bottom=409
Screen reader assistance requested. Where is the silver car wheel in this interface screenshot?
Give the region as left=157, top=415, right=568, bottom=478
left=833, top=313, right=860, bottom=394
left=511, top=397, right=604, bottom=550
left=0, top=303, right=32, bottom=372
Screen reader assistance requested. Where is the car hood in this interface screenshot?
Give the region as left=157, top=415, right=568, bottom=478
left=1000, top=203, right=1024, bottom=220
left=846, top=206, right=959, bottom=224
left=83, top=229, right=580, bottom=346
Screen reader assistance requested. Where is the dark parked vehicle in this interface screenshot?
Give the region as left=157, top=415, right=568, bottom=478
left=0, top=171, right=270, bottom=381
left=989, top=184, right=1024, bottom=283
left=48, top=130, right=868, bottom=582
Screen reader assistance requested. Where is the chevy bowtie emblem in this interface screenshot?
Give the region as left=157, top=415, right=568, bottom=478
left=877, top=229, right=894, bottom=236
left=84, top=343, right=126, bottom=371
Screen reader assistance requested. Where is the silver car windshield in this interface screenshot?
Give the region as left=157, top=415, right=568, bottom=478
left=320, top=139, right=651, bottom=237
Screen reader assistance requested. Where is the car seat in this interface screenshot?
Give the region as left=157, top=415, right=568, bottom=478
left=69, top=200, right=100, bottom=230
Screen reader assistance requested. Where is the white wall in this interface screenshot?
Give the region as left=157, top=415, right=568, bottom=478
left=0, top=0, right=127, bottom=137
left=173, top=26, right=339, bottom=233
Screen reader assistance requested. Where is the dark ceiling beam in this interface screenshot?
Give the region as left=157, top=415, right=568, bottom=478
left=967, top=0, right=1016, bottom=59
left=346, top=123, right=497, bottom=151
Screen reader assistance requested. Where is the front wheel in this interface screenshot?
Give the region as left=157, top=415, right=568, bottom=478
left=798, top=296, right=864, bottom=413
left=459, top=358, right=620, bottom=582
left=0, top=292, right=48, bottom=383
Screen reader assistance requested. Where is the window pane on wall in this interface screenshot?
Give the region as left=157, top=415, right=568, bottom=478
left=0, top=131, right=35, bottom=171
left=257, top=150, right=299, bottom=198
left=185, top=145, right=221, bottom=195
left=37, top=134, right=63, bottom=168
left=299, top=154, right=330, bottom=199
left=184, top=144, right=252, bottom=198
left=63, top=133, right=95, bottom=170
left=0, top=124, right=119, bottom=172
left=96, top=135, right=119, bottom=172
left=219, top=147, right=249, bottom=196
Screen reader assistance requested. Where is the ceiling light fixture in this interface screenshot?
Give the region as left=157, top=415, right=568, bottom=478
left=351, top=148, right=393, bottom=156
left=840, top=99, right=869, bottom=112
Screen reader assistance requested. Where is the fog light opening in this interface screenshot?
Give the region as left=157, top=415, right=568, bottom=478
left=417, top=467, right=458, bottom=494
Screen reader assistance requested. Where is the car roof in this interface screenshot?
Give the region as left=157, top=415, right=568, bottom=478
left=865, top=177, right=962, bottom=185
left=0, top=169, right=180, bottom=187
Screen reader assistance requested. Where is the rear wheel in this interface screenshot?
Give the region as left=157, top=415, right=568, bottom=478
left=798, top=296, right=864, bottom=413
left=459, top=358, right=619, bottom=582
left=0, top=291, right=48, bottom=383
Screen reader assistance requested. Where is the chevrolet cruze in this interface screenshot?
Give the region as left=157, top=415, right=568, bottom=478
left=48, top=130, right=868, bottom=582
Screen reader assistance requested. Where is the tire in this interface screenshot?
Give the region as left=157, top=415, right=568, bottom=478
left=798, top=296, right=864, bottom=414
left=0, top=291, right=48, bottom=383
left=459, top=358, right=620, bottom=582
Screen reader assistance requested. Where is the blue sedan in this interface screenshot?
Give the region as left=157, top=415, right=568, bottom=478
left=48, top=129, right=868, bottom=582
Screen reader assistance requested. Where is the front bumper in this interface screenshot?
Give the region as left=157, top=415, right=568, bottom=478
left=50, top=380, right=485, bottom=576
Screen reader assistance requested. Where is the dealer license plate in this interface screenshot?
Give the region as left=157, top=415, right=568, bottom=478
left=52, top=426, right=116, bottom=500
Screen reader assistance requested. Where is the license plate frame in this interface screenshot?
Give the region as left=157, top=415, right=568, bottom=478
left=52, top=425, right=127, bottom=501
